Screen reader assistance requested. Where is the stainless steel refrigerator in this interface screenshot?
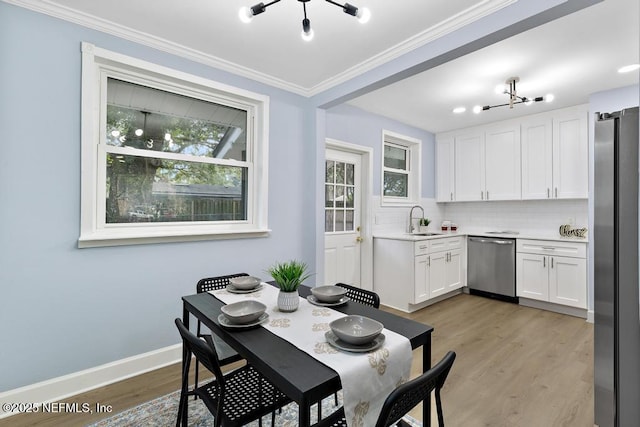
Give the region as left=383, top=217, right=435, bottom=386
left=594, top=107, right=640, bottom=427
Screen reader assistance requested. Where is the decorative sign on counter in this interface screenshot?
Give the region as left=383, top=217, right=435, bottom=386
left=559, top=224, right=587, bottom=238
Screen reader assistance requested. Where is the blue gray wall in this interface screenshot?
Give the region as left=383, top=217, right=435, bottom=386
left=0, top=3, right=315, bottom=391
left=326, top=104, right=436, bottom=198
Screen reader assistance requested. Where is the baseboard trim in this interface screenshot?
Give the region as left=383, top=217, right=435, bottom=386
left=587, top=310, right=594, bottom=324
left=0, top=344, right=182, bottom=419
left=519, top=298, right=588, bottom=319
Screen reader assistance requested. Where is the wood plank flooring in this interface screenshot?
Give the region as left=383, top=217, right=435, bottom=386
left=1, top=294, right=593, bottom=427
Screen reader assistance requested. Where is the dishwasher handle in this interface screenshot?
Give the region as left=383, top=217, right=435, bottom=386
left=469, top=237, right=514, bottom=245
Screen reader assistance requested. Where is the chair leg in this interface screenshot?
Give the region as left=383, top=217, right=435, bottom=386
left=334, top=392, right=338, bottom=406
left=435, top=390, right=445, bottom=427
left=194, top=360, right=199, bottom=400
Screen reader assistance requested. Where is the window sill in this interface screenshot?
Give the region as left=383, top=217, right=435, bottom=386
left=78, top=227, right=271, bottom=248
left=381, top=198, right=420, bottom=207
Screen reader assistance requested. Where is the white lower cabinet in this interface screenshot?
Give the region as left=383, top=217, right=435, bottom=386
left=375, top=236, right=464, bottom=312
left=516, top=239, right=587, bottom=309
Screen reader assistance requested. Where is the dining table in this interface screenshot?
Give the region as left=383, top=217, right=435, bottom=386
left=181, top=283, right=434, bottom=427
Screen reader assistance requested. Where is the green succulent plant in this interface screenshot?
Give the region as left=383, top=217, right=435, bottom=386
left=267, top=260, right=312, bottom=292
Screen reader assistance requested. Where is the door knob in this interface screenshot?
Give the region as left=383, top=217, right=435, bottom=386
left=356, top=236, right=363, bottom=243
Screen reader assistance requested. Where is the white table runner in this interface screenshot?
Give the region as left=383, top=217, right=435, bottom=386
left=211, top=284, right=412, bottom=427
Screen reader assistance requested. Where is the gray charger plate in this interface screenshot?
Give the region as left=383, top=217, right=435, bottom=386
left=324, top=330, right=385, bottom=353
left=218, top=313, right=269, bottom=329
left=307, top=295, right=350, bottom=307
left=225, top=284, right=264, bottom=294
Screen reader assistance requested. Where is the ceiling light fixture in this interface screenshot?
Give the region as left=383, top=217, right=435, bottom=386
left=618, top=64, right=640, bottom=73
left=239, top=0, right=371, bottom=40
left=478, top=77, right=551, bottom=112
left=452, top=107, right=466, bottom=114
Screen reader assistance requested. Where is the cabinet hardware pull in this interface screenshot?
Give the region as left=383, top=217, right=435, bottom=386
left=481, top=191, right=483, bottom=200
left=547, top=188, right=550, bottom=198
left=555, top=187, right=558, bottom=198
left=543, top=257, right=546, bottom=268
left=542, top=247, right=556, bottom=250
left=551, top=257, right=554, bottom=268
left=419, top=245, right=427, bottom=250
left=428, top=256, right=430, bottom=267
left=486, top=191, right=489, bottom=200
left=450, top=192, right=453, bottom=201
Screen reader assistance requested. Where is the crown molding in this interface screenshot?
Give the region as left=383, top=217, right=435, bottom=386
left=4, top=0, right=516, bottom=98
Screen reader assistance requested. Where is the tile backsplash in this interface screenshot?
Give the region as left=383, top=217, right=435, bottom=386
left=371, top=197, right=588, bottom=235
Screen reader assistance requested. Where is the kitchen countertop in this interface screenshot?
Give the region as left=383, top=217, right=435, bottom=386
left=373, top=228, right=589, bottom=243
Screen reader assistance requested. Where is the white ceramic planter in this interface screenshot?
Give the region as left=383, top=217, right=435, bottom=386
left=277, top=290, right=299, bottom=312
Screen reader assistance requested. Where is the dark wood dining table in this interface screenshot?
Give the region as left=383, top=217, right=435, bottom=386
left=181, top=284, right=434, bottom=427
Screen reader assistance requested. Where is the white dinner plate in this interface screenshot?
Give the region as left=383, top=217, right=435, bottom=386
left=218, top=313, right=269, bottom=329
left=225, top=284, right=264, bottom=294
left=324, top=331, right=385, bottom=353
left=306, top=295, right=350, bottom=307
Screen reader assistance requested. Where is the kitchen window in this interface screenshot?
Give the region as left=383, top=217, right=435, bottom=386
left=79, top=43, right=269, bottom=247
left=381, top=130, right=421, bottom=206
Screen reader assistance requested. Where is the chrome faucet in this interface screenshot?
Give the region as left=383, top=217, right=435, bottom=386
left=408, top=205, right=424, bottom=233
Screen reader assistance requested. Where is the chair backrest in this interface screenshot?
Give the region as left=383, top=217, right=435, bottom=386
left=375, top=351, right=456, bottom=427
left=175, top=318, right=225, bottom=385
left=336, top=283, right=380, bottom=308
left=197, top=273, right=249, bottom=293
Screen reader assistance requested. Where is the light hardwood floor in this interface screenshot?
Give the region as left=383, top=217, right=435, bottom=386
left=1, top=293, right=593, bottom=427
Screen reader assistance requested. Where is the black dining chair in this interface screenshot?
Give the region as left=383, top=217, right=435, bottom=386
left=194, top=274, right=248, bottom=391
left=175, top=318, right=291, bottom=427
left=315, top=351, right=457, bottom=427
left=336, top=283, right=380, bottom=308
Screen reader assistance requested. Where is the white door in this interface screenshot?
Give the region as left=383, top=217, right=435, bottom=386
left=484, top=124, right=521, bottom=200
left=516, top=253, right=549, bottom=301
left=324, top=149, right=362, bottom=286
left=436, top=137, right=455, bottom=202
left=549, top=256, right=587, bottom=308
left=454, top=132, right=485, bottom=201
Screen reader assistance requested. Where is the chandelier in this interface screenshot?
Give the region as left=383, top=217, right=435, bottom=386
left=473, top=77, right=554, bottom=113
left=239, top=0, right=371, bottom=41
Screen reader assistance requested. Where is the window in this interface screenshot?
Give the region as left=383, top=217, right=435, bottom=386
left=79, top=43, right=269, bottom=247
left=325, top=159, right=355, bottom=232
left=381, top=130, right=421, bottom=206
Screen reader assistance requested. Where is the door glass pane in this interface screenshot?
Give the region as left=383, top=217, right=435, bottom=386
left=346, top=163, right=354, bottom=185
left=383, top=171, right=408, bottom=197
left=335, top=186, right=345, bottom=208
left=325, top=160, right=335, bottom=183
left=336, top=162, right=345, bottom=184
left=345, top=210, right=354, bottom=231
left=325, top=209, right=334, bottom=232
left=325, top=185, right=334, bottom=208
left=384, top=144, right=407, bottom=170
left=345, top=187, right=354, bottom=208
left=335, top=210, right=345, bottom=232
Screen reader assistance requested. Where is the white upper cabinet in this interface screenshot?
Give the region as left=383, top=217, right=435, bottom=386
left=521, top=117, right=553, bottom=199
left=454, top=131, right=485, bottom=201
left=436, top=137, right=455, bottom=202
left=436, top=104, right=588, bottom=203
left=484, top=124, right=521, bottom=200
left=552, top=107, right=588, bottom=199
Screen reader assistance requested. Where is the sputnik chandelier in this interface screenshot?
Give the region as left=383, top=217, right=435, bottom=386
left=473, top=77, right=554, bottom=113
left=239, top=0, right=371, bottom=41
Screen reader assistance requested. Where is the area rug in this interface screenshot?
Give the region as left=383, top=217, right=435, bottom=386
left=88, top=389, right=422, bottom=426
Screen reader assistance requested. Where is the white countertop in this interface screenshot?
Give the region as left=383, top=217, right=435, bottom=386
left=373, top=228, right=589, bottom=243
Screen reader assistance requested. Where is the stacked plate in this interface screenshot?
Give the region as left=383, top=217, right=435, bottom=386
left=226, top=276, right=263, bottom=294
left=307, top=285, right=349, bottom=307
left=219, top=300, right=268, bottom=328
left=325, top=315, right=385, bottom=352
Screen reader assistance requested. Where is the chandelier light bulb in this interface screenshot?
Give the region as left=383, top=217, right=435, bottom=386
left=301, top=28, right=314, bottom=41
left=356, top=7, right=371, bottom=23
left=545, top=93, right=555, bottom=103
left=239, top=6, right=253, bottom=23
left=524, top=98, right=533, bottom=106
left=472, top=105, right=482, bottom=114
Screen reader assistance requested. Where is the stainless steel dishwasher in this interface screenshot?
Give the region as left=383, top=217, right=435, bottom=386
left=467, top=236, right=517, bottom=302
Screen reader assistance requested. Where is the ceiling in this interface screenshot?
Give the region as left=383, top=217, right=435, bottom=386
left=9, top=0, right=639, bottom=133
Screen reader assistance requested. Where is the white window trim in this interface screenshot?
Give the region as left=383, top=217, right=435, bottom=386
left=381, top=130, right=421, bottom=206
left=78, top=43, right=270, bottom=248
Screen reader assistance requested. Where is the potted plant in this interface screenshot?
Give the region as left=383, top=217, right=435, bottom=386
left=267, top=260, right=312, bottom=312
left=419, top=217, right=431, bottom=233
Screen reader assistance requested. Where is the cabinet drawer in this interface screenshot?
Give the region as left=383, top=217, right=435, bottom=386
left=430, top=236, right=463, bottom=252
left=517, top=239, right=586, bottom=258
left=414, top=241, right=430, bottom=256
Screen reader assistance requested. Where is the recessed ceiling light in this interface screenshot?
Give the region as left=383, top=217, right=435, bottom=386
left=618, top=64, right=640, bottom=73
left=453, top=107, right=466, bottom=114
